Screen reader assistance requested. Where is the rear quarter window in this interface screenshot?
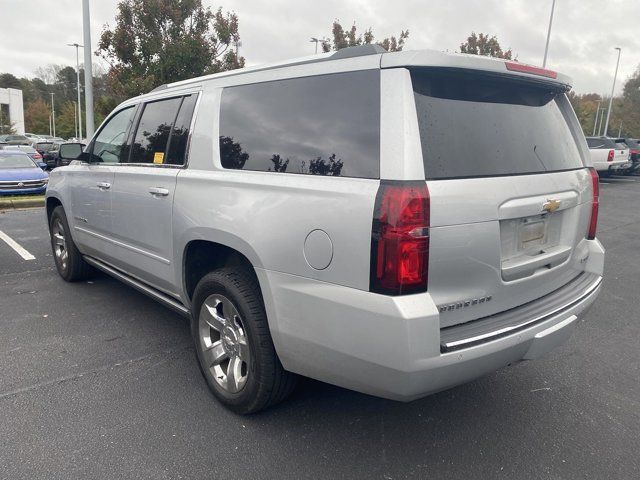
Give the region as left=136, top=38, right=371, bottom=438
left=219, top=70, right=380, bottom=178
left=411, top=69, right=586, bottom=179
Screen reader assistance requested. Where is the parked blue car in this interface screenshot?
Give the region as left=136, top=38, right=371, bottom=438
left=0, top=151, right=49, bottom=195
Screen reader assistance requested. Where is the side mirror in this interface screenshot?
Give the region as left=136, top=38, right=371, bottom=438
left=59, top=143, right=86, bottom=160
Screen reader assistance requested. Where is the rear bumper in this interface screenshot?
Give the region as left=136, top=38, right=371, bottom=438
left=593, top=160, right=630, bottom=172
left=258, top=239, right=605, bottom=401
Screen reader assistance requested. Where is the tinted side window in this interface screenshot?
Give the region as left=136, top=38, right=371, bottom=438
left=91, top=106, right=136, bottom=163
left=219, top=70, right=380, bottom=178
left=129, top=97, right=182, bottom=164
left=166, top=94, right=197, bottom=165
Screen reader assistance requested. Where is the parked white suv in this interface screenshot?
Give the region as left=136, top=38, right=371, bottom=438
left=46, top=46, right=604, bottom=413
left=586, top=136, right=630, bottom=175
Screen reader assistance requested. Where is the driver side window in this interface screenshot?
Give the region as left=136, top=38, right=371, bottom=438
left=90, top=106, right=136, bottom=163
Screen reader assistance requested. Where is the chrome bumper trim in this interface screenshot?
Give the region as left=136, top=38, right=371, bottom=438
left=440, top=274, right=602, bottom=352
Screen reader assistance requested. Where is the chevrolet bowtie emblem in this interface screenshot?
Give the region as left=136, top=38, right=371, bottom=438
left=542, top=199, right=561, bottom=213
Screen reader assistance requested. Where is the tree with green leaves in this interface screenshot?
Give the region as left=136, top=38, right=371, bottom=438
left=321, top=21, right=409, bottom=53
left=97, top=0, right=245, bottom=97
left=460, top=32, right=513, bottom=59
left=24, top=98, right=51, bottom=134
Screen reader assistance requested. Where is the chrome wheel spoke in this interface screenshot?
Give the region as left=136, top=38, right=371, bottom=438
left=237, top=338, right=250, bottom=361
left=226, top=355, right=242, bottom=393
left=203, top=340, right=228, bottom=367
left=53, top=233, right=65, bottom=247
left=221, top=297, right=239, bottom=325
left=204, top=302, right=225, bottom=332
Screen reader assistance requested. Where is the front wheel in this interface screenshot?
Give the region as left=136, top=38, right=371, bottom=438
left=49, top=206, right=92, bottom=281
left=192, top=268, right=297, bottom=414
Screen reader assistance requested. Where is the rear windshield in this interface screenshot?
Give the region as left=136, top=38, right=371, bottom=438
left=586, top=137, right=616, bottom=149
left=411, top=69, right=586, bottom=179
left=35, top=143, right=55, bottom=152
left=624, top=139, right=640, bottom=149
left=0, top=153, right=36, bottom=168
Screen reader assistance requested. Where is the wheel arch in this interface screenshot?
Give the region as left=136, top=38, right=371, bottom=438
left=180, top=231, right=265, bottom=305
left=45, top=196, right=63, bottom=224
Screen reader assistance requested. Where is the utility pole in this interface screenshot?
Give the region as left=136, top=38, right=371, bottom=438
left=67, top=43, right=83, bottom=139
left=603, top=47, right=622, bottom=138
left=592, top=101, right=601, bottom=136
left=50, top=92, right=56, bottom=137
left=543, top=0, right=557, bottom=68
left=598, top=107, right=606, bottom=136
left=82, top=0, right=95, bottom=139
left=618, top=122, right=623, bottom=138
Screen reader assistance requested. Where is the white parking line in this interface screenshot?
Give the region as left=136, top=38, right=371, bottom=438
left=0, top=230, right=35, bottom=260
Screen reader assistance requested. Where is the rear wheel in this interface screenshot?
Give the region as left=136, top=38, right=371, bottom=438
left=192, top=268, right=296, bottom=414
left=49, top=206, right=92, bottom=281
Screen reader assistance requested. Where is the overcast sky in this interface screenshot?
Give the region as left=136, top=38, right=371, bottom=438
left=0, top=0, right=638, bottom=95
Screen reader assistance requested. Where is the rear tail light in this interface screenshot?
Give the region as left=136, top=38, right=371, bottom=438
left=607, top=149, right=615, bottom=162
left=370, top=181, right=430, bottom=295
left=587, top=168, right=599, bottom=240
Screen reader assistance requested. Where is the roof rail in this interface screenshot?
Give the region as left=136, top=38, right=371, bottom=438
left=157, top=44, right=386, bottom=93
left=330, top=44, right=387, bottom=60
left=150, top=84, right=168, bottom=93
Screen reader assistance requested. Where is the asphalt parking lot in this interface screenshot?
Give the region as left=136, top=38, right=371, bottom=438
left=1, top=177, right=639, bottom=480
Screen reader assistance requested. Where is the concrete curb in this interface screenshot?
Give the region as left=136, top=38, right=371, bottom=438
left=0, top=197, right=45, bottom=210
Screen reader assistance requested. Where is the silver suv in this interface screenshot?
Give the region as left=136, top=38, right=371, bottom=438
left=46, top=46, right=604, bottom=414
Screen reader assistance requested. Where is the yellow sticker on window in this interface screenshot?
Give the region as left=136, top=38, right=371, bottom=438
left=153, top=152, right=164, bottom=164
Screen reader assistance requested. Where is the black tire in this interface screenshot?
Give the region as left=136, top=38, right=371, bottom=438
left=49, top=206, right=92, bottom=282
left=191, top=267, right=297, bottom=414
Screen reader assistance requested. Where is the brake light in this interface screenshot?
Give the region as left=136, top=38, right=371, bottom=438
left=370, top=181, right=430, bottom=295
left=607, top=150, right=615, bottom=162
left=505, top=61, right=558, bottom=79
left=587, top=168, right=599, bottom=240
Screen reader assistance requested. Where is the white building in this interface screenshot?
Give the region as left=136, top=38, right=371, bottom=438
left=0, top=88, right=25, bottom=134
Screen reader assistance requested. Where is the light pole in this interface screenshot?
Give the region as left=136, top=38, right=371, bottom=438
left=542, top=0, right=556, bottom=68
left=310, top=37, right=328, bottom=54
left=71, top=101, right=77, bottom=138
left=618, top=122, right=623, bottom=137
left=603, top=47, right=622, bottom=137
left=592, top=101, right=601, bottom=136
left=50, top=92, right=56, bottom=137
left=82, top=0, right=95, bottom=139
left=67, top=43, right=83, bottom=140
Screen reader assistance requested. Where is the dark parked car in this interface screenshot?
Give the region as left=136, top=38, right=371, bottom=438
left=0, top=134, right=31, bottom=145
left=621, top=138, right=640, bottom=174
left=43, top=142, right=80, bottom=169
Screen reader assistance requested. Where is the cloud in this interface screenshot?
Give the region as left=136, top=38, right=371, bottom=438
left=0, top=0, right=637, bottom=94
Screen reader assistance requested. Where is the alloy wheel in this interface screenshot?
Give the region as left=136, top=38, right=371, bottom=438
left=51, top=218, right=68, bottom=271
left=199, top=294, right=251, bottom=393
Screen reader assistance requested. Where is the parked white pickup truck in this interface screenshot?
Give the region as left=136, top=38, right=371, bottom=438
left=586, top=137, right=630, bottom=175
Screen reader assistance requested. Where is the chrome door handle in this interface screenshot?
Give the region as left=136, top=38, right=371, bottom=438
left=96, top=182, right=111, bottom=190
left=148, top=187, right=169, bottom=197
